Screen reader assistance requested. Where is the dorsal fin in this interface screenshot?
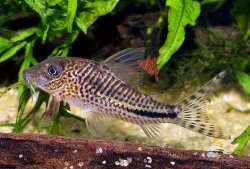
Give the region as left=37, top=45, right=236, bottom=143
left=101, top=48, right=145, bottom=87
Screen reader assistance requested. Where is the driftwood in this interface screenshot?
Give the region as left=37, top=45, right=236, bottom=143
left=0, top=133, right=249, bottom=169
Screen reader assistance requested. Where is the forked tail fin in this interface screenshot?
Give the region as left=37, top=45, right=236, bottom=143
left=176, top=71, right=230, bottom=139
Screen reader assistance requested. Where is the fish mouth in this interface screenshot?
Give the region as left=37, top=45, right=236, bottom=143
left=22, top=69, right=30, bottom=85
left=22, top=69, right=37, bottom=95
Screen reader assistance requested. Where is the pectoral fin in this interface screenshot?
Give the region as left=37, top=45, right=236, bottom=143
left=85, top=112, right=111, bottom=136
left=42, top=97, right=59, bottom=118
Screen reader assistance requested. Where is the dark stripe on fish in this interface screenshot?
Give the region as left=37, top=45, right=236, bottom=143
left=120, top=106, right=178, bottom=119
left=130, top=109, right=178, bottom=118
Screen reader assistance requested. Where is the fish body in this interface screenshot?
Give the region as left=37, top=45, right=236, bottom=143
left=57, top=58, right=178, bottom=125
left=23, top=48, right=230, bottom=143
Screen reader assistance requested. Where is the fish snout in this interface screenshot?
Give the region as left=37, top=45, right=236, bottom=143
left=22, top=69, right=31, bottom=84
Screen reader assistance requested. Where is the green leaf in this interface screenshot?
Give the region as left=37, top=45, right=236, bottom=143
left=65, top=30, right=79, bottom=44
left=0, top=37, right=12, bottom=53
left=42, top=25, right=50, bottom=43
left=201, top=0, right=226, bottom=11
left=17, top=89, right=31, bottom=120
left=18, top=40, right=36, bottom=94
left=66, top=0, right=77, bottom=33
left=10, top=27, right=40, bottom=43
left=61, top=108, right=85, bottom=122
left=37, top=118, right=44, bottom=133
left=25, top=0, right=48, bottom=24
left=46, top=0, right=63, bottom=6
left=0, top=41, right=26, bottom=62
left=18, top=41, right=34, bottom=81
left=31, top=57, right=38, bottom=65
left=50, top=31, right=79, bottom=57
left=51, top=18, right=67, bottom=31
left=50, top=44, right=68, bottom=56
left=236, top=71, right=250, bottom=94
left=76, top=17, right=87, bottom=33
left=232, top=125, right=250, bottom=155
left=157, top=0, right=201, bottom=70
left=0, top=123, right=15, bottom=127
left=232, top=0, right=250, bottom=40
left=48, top=101, right=61, bottom=135
left=76, top=0, right=119, bottom=33
left=13, top=90, right=50, bottom=133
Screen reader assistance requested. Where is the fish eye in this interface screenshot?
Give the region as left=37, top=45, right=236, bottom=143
left=47, top=65, right=60, bottom=77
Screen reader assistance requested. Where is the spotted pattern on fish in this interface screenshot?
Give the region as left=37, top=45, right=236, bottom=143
left=54, top=59, right=178, bottom=125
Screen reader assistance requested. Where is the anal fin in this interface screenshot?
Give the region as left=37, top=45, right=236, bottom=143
left=85, top=112, right=111, bottom=136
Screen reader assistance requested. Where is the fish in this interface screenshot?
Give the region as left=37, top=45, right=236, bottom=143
left=23, top=48, right=230, bottom=143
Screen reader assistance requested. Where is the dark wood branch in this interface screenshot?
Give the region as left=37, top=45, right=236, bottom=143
left=0, top=133, right=249, bottom=169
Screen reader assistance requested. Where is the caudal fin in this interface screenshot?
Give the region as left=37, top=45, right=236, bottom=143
left=177, top=71, right=230, bottom=139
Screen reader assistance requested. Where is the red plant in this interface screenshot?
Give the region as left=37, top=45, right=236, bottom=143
left=138, top=57, right=159, bottom=82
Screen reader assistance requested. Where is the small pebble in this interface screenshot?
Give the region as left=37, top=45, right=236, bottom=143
left=201, top=153, right=205, bottom=157
left=138, top=147, right=143, bottom=151
left=96, top=147, right=103, bottom=154
left=122, top=160, right=129, bottom=167
left=115, top=161, right=120, bottom=165
left=73, top=150, right=78, bottom=153
left=170, top=161, right=175, bottom=165
left=127, top=157, right=132, bottom=163
left=78, top=162, right=84, bottom=167
left=102, top=160, right=106, bottom=164
left=147, top=157, right=152, bottom=163
left=64, top=162, right=69, bottom=166
left=207, top=152, right=219, bottom=158
left=69, top=166, right=74, bottom=169
left=114, top=158, right=132, bottom=167
left=145, top=164, right=152, bottom=168
left=18, top=154, right=23, bottom=158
